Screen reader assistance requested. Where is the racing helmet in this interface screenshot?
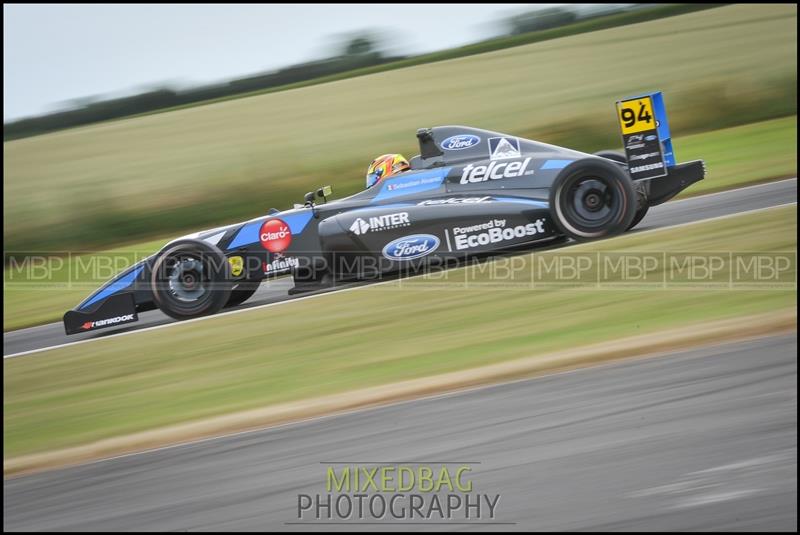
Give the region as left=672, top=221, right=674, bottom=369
left=365, top=153, right=410, bottom=189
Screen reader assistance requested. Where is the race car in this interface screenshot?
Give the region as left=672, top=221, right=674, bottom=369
left=63, top=93, right=705, bottom=335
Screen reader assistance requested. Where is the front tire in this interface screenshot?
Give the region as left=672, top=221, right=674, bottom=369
left=150, top=239, right=233, bottom=320
left=549, top=158, right=637, bottom=241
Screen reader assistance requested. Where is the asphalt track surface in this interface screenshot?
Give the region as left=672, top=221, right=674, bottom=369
left=4, top=334, right=796, bottom=531
left=3, top=178, right=797, bottom=357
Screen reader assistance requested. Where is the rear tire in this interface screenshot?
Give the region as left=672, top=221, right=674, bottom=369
left=593, top=150, right=627, bottom=164
left=150, top=239, right=233, bottom=320
left=593, top=151, right=649, bottom=231
left=549, top=158, right=637, bottom=241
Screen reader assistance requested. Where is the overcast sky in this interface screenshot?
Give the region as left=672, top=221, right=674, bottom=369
left=5, top=3, right=572, bottom=121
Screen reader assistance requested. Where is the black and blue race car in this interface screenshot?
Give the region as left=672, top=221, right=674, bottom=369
left=63, top=95, right=705, bottom=335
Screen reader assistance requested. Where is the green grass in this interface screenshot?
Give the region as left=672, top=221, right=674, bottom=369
left=4, top=116, right=796, bottom=332
left=675, top=116, right=796, bottom=195
left=3, top=4, right=797, bottom=253
left=4, top=206, right=796, bottom=459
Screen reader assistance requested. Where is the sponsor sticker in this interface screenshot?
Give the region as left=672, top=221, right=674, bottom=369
left=349, top=212, right=410, bottom=235
left=488, top=137, right=521, bottom=160
left=460, top=157, right=533, bottom=185
left=81, top=313, right=136, bottom=330
left=259, top=219, right=292, bottom=252
left=264, top=254, right=299, bottom=273
left=625, top=134, right=645, bottom=150
left=382, top=234, right=440, bottom=261
left=228, top=256, right=244, bottom=277
left=451, top=218, right=547, bottom=251
left=441, top=134, right=480, bottom=151
left=417, top=196, right=492, bottom=206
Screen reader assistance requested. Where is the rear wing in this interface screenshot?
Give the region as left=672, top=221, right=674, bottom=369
left=616, top=91, right=674, bottom=180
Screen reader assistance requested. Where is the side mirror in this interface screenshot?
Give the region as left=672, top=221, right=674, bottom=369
left=304, top=191, right=315, bottom=206
left=316, top=185, right=333, bottom=203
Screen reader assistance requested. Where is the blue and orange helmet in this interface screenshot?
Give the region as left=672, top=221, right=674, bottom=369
left=365, top=153, right=410, bottom=189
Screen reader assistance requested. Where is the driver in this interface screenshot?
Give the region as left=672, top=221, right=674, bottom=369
left=365, top=153, right=411, bottom=189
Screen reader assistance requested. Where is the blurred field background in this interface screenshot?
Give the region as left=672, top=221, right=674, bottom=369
left=3, top=4, right=797, bottom=256
left=4, top=205, right=796, bottom=461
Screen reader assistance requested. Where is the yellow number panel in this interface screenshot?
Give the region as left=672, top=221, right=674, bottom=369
left=616, top=96, right=655, bottom=135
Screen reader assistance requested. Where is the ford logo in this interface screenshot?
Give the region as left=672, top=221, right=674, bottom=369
left=441, top=134, right=480, bottom=151
left=382, top=234, right=440, bottom=261
left=645, top=134, right=658, bottom=141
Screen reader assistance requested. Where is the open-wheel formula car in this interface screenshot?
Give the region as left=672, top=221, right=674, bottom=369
left=64, top=93, right=705, bottom=335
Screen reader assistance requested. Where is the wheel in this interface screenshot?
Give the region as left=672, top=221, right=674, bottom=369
left=225, top=280, right=261, bottom=307
left=593, top=151, right=649, bottom=230
left=549, top=158, right=637, bottom=241
left=627, top=181, right=650, bottom=230
left=593, top=150, right=628, bottom=164
left=150, top=239, right=233, bottom=320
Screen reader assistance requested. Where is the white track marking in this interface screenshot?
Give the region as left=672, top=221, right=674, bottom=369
left=3, top=188, right=797, bottom=359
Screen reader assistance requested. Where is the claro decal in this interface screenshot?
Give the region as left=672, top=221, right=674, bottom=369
left=382, top=234, right=440, bottom=261
left=260, top=219, right=292, bottom=252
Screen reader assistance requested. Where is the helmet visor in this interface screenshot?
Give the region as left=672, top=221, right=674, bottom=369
left=366, top=172, right=381, bottom=189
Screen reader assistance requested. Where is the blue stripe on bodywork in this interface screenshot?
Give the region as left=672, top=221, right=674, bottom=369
left=346, top=202, right=415, bottom=212
left=493, top=196, right=549, bottom=208
left=540, top=159, right=573, bottom=170
left=227, top=210, right=314, bottom=249
left=79, top=265, right=144, bottom=310
left=372, top=168, right=451, bottom=203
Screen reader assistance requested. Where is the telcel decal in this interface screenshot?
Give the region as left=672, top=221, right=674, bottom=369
left=417, top=196, right=491, bottom=206
left=441, top=134, right=480, bottom=151
left=382, top=234, right=440, bottom=261
left=81, top=314, right=136, bottom=330
left=460, top=158, right=533, bottom=184
left=260, top=219, right=292, bottom=252
left=349, top=212, right=410, bottom=235
left=452, top=218, right=546, bottom=250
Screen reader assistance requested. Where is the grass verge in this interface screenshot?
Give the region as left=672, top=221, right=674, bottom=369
left=4, top=205, right=796, bottom=469
left=4, top=116, right=796, bottom=332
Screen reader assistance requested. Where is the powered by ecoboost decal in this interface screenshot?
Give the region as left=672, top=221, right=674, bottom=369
left=450, top=218, right=546, bottom=251
left=459, top=158, right=533, bottom=184
left=349, top=212, right=411, bottom=235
